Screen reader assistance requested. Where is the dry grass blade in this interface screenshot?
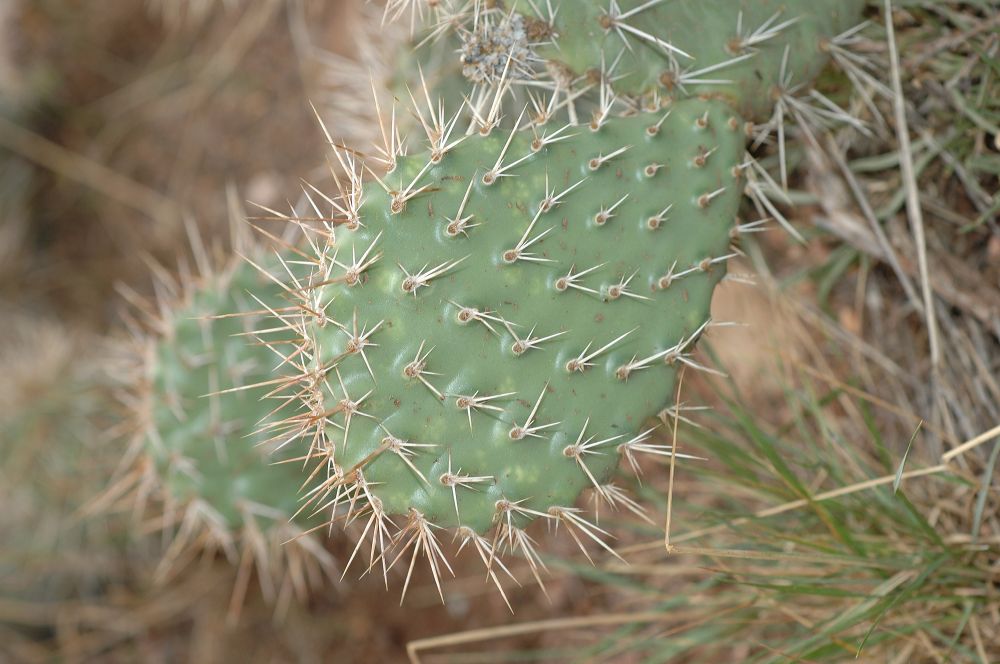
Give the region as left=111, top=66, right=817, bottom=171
left=884, top=0, right=940, bottom=367
left=663, top=366, right=685, bottom=551
left=406, top=611, right=679, bottom=664
left=0, top=114, right=178, bottom=220
left=893, top=420, right=922, bottom=493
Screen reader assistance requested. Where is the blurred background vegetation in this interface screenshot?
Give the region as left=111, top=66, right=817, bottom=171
left=1, top=1, right=997, bottom=661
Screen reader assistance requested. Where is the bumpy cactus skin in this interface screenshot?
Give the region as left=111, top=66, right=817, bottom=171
left=517, top=0, right=864, bottom=122
left=279, top=98, right=744, bottom=535
left=149, top=260, right=310, bottom=530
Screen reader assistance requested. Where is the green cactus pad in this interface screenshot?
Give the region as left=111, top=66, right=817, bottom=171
left=270, top=98, right=744, bottom=539
left=147, top=259, right=314, bottom=532
left=130, top=251, right=339, bottom=608
left=495, top=0, right=864, bottom=122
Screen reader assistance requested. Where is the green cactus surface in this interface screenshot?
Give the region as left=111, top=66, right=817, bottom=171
left=129, top=251, right=339, bottom=609
left=267, top=97, right=745, bottom=543
left=484, top=0, right=865, bottom=122
left=148, top=259, right=313, bottom=532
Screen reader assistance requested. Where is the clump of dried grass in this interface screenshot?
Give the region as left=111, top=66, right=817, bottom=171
left=799, top=1, right=998, bottom=447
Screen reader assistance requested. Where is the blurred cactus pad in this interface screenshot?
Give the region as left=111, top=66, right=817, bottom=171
left=146, top=260, right=307, bottom=529
left=113, top=253, right=335, bottom=603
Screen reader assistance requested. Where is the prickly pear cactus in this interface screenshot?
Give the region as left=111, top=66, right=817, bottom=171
left=460, top=0, right=865, bottom=122
left=111, top=251, right=335, bottom=611
left=146, top=261, right=305, bottom=529
left=527, top=0, right=864, bottom=120
left=118, top=0, right=871, bottom=603
left=256, top=96, right=744, bottom=593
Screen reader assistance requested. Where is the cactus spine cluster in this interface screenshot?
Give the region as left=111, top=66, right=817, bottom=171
left=119, top=0, right=866, bottom=603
